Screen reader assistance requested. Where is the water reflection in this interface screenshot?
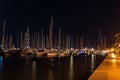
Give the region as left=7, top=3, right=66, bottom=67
left=48, top=70, right=54, bottom=80
left=48, top=58, right=55, bottom=80
left=32, top=61, right=36, bottom=80
left=0, top=56, right=3, bottom=79
left=69, top=55, right=73, bottom=80
left=0, top=56, right=2, bottom=67
left=91, top=54, right=95, bottom=72
left=0, top=54, right=106, bottom=80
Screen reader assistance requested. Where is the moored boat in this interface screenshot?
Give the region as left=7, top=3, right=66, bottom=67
left=20, top=48, right=34, bottom=57
left=47, top=51, right=59, bottom=58
left=6, top=49, right=21, bottom=56
left=36, top=48, right=47, bottom=58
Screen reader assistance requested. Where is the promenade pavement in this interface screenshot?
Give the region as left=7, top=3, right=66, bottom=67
left=88, top=53, right=120, bottom=80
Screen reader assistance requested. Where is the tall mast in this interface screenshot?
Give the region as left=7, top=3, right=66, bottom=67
left=17, top=31, right=19, bottom=48
left=9, top=35, right=12, bottom=49
left=31, top=34, right=33, bottom=49
left=80, top=33, right=83, bottom=49
left=68, top=34, right=70, bottom=49
left=76, top=35, right=78, bottom=49
left=98, top=29, right=101, bottom=52
left=46, top=34, right=49, bottom=48
left=54, top=35, right=57, bottom=48
left=66, top=34, right=70, bottom=50
left=59, top=27, right=61, bottom=50
left=5, top=34, right=8, bottom=50
left=66, top=34, right=68, bottom=50
left=38, top=32, right=39, bottom=49
left=49, top=16, right=53, bottom=49
left=25, top=27, right=30, bottom=49
left=20, top=31, right=23, bottom=49
left=43, top=34, right=45, bottom=48
left=34, top=32, right=35, bottom=49
left=62, top=35, right=65, bottom=49
left=70, top=34, right=73, bottom=49
left=2, top=19, right=6, bottom=50
left=41, top=28, right=44, bottom=48
left=35, top=32, right=38, bottom=49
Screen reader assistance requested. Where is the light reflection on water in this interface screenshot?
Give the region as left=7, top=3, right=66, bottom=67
left=48, top=70, right=54, bottom=80
left=91, top=54, right=95, bottom=72
left=49, top=58, right=55, bottom=80
left=69, top=55, right=73, bottom=80
left=0, top=54, right=106, bottom=80
left=0, top=56, right=3, bottom=79
left=32, top=61, right=36, bottom=80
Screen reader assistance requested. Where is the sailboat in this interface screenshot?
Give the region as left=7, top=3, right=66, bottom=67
left=47, top=16, right=59, bottom=58
left=6, top=34, right=21, bottom=56
left=20, top=27, right=34, bottom=57
left=36, top=28, right=47, bottom=58
left=58, top=27, right=67, bottom=57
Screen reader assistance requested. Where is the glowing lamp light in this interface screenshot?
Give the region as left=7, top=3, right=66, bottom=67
left=111, top=53, right=116, bottom=59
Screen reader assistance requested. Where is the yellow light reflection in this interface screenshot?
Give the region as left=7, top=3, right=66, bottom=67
left=69, top=55, right=73, bottom=80
left=91, top=54, right=95, bottom=72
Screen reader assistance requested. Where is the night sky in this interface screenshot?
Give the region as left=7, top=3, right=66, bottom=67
left=0, top=0, right=120, bottom=47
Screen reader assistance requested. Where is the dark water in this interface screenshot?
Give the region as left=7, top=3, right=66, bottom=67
left=0, top=54, right=106, bottom=80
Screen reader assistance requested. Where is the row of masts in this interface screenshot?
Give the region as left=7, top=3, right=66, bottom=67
left=1, top=16, right=107, bottom=52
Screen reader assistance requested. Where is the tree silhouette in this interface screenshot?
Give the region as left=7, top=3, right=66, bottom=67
left=113, top=32, right=120, bottom=54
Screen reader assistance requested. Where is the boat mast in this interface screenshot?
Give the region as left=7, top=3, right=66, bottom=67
left=59, top=27, right=61, bottom=50
left=98, top=29, right=101, bottom=52
left=17, top=31, right=19, bottom=49
left=5, top=34, right=8, bottom=50
left=33, top=32, right=35, bottom=49
left=2, top=19, right=6, bottom=50
left=66, top=34, right=68, bottom=50
left=76, top=35, right=78, bottom=49
left=35, top=32, right=38, bottom=49
left=66, top=34, right=70, bottom=50
left=62, top=35, right=65, bottom=50
left=9, top=35, right=12, bottom=49
left=37, top=32, right=39, bottom=49
left=49, top=16, right=53, bottom=49
left=80, top=33, right=83, bottom=49
left=46, top=34, right=49, bottom=49
left=41, top=28, right=44, bottom=48
left=68, top=34, right=70, bottom=50
left=71, top=34, right=73, bottom=49
left=25, top=27, right=30, bottom=49
left=20, top=31, right=23, bottom=49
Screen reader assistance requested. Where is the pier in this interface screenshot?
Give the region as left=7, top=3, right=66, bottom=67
left=88, top=53, right=120, bottom=80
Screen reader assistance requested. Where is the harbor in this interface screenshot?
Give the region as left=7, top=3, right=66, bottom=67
left=0, top=16, right=109, bottom=80
left=0, top=0, right=119, bottom=80
left=0, top=16, right=108, bottom=59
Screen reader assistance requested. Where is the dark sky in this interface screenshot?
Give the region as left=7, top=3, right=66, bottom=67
left=0, top=0, right=120, bottom=47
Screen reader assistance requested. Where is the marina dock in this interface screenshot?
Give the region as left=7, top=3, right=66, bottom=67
left=88, top=53, right=120, bottom=80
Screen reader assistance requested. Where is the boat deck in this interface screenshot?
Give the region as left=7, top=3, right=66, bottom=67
left=88, top=53, right=120, bottom=80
